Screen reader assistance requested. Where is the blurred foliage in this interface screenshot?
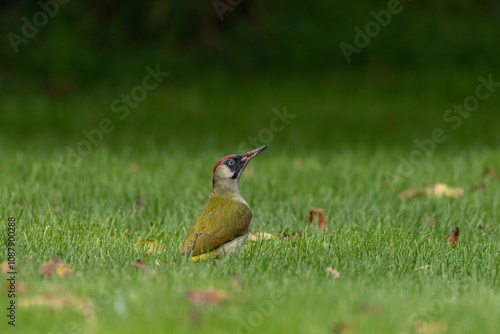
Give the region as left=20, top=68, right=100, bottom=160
left=1, top=0, right=500, bottom=92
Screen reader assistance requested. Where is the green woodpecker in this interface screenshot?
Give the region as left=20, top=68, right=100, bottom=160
left=180, top=145, right=268, bottom=260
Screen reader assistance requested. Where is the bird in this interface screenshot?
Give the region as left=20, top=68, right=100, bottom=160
left=180, top=145, right=268, bottom=260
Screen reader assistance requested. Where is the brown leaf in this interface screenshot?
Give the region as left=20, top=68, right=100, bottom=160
left=2, top=261, right=9, bottom=274
left=326, top=267, right=340, bottom=278
left=414, top=321, right=447, bottom=334
left=445, top=227, right=459, bottom=248
left=186, top=289, right=228, bottom=305
left=2, top=281, right=27, bottom=293
left=135, top=239, right=165, bottom=253
left=23, top=291, right=95, bottom=326
left=308, top=210, right=314, bottom=223
left=135, top=195, right=144, bottom=207
left=397, top=188, right=423, bottom=199
left=308, top=208, right=327, bottom=230
left=39, top=257, right=73, bottom=278
left=333, top=322, right=354, bottom=334
left=426, top=183, right=463, bottom=198
left=131, top=259, right=145, bottom=270
left=282, top=231, right=302, bottom=239
left=483, top=167, right=499, bottom=179
left=247, top=232, right=277, bottom=241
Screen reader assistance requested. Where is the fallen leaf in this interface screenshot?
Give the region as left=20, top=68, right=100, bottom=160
left=131, top=259, right=145, bottom=271
left=483, top=167, right=499, bottom=179
left=333, top=322, right=354, bottom=333
left=2, top=261, right=9, bottom=274
left=135, top=239, right=165, bottom=253
left=445, top=227, right=459, bottom=248
left=414, top=321, right=447, bottom=334
left=39, top=257, right=73, bottom=278
left=135, top=195, right=144, bottom=207
left=282, top=231, right=302, bottom=239
left=186, top=289, right=228, bottom=305
left=247, top=232, right=277, bottom=241
left=2, top=281, right=27, bottom=293
left=308, top=208, right=327, bottom=230
left=414, top=265, right=431, bottom=271
left=23, top=291, right=95, bottom=326
left=326, top=267, right=340, bottom=278
left=426, top=183, right=463, bottom=198
left=398, top=188, right=423, bottom=199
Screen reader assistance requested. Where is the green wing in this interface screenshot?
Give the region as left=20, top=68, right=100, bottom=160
left=181, top=196, right=252, bottom=256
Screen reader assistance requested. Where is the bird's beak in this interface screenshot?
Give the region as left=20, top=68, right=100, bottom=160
left=242, top=145, right=268, bottom=163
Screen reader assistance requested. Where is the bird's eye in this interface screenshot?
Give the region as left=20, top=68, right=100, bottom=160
left=228, top=160, right=235, bottom=166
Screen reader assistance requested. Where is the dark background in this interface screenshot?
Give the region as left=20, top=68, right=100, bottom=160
left=1, top=0, right=499, bottom=151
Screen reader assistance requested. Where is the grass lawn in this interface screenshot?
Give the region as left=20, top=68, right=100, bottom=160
left=1, top=70, right=500, bottom=333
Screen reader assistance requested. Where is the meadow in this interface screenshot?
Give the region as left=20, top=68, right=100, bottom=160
left=1, top=69, right=500, bottom=333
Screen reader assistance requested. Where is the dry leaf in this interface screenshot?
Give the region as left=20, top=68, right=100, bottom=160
left=426, top=183, right=463, bottom=198
left=326, top=267, right=340, bottom=278
left=131, top=259, right=145, bottom=271
left=445, top=227, right=459, bottom=248
left=483, top=167, right=499, bottom=178
left=398, top=188, right=423, bottom=199
left=135, top=239, right=165, bottom=253
left=414, top=265, right=431, bottom=271
left=308, top=208, right=327, bottom=230
left=39, top=257, right=73, bottom=278
left=333, top=322, right=354, bottom=334
left=282, top=231, right=302, bottom=239
left=414, top=321, right=447, bottom=334
left=2, top=281, right=27, bottom=293
left=23, top=291, right=95, bottom=326
left=247, top=232, right=277, bottom=241
left=2, top=261, right=10, bottom=274
left=186, top=289, right=228, bottom=305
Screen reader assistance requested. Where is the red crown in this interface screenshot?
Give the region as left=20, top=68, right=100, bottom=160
left=212, top=154, right=237, bottom=187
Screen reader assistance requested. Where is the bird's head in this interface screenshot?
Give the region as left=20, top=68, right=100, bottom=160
left=212, top=145, right=268, bottom=191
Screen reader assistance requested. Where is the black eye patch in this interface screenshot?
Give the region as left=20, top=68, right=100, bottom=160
left=226, top=156, right=243, bottom=177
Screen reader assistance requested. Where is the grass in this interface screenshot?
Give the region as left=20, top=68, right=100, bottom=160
left=1, top=70, right=500, bottom=333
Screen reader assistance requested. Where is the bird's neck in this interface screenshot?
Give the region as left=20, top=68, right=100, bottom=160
left=211, top=181, right=246, bottom=203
